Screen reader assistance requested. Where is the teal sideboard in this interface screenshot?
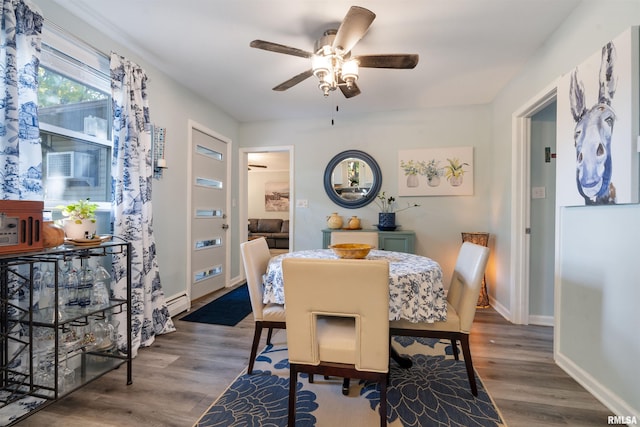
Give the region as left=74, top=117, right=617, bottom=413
left=321, top=229, right=415, bottom=254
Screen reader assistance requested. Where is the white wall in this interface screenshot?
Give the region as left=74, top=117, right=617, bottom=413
left=558, top=204, right=640, bottom=417
left=490, top=0, right=640, bottom=417
left=35, top=1, right=241, bottom=301
left=239, top=105, right=493, bottom=288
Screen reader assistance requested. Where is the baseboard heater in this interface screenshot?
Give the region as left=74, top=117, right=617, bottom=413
left=166, top=293, right=190, bottom=317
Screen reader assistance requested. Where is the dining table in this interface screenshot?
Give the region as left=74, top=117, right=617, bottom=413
left=263, top=248, right=447, bottom=324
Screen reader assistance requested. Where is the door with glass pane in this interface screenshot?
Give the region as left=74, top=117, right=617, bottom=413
left=190, top=126, right=229, bottom=300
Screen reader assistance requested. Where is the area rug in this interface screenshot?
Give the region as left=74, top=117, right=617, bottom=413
left=194, top=332, right=506, bottom=426
left=180, top=284, right=252, bottom=326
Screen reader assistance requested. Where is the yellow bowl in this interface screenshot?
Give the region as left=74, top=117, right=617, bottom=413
left=329, top=243, right=373, bottom=259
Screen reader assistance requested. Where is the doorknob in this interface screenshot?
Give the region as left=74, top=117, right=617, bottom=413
left=222, top=224, right=229, bottom=230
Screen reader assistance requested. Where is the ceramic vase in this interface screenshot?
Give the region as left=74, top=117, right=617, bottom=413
left=326, top=212, right=343, bottom=229
left=348, top=216, right=361, bottom=229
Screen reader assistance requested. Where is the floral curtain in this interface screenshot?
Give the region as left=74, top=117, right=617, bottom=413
left=110, top=52, right=175, bottom=357
left=0, top=0, right=43, bottom=200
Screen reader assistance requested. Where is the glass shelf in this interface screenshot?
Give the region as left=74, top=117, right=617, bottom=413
left=0, top=239, right=132, bottom=426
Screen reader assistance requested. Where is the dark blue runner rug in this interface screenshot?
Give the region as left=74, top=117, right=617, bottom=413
left=180, top=284, right=252, bottom=326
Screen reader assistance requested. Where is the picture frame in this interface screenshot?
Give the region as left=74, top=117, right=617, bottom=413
left=556, top=27, right=639, bottom=206
left=264, top=181, right=289, bottom=211
left=398, top=146, right=474, bottom=196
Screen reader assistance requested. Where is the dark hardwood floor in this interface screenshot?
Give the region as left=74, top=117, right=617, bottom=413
left=15, top=287, right=612, bottom=426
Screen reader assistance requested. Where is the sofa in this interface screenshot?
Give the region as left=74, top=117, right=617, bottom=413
left=248, top=218, right=289, bottom=249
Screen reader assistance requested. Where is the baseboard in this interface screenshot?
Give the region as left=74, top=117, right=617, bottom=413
left=166, top=293, right=190, bottom=317
left=555, top=351, right=638, bottom=419
left=488, top=295, right=511, bottom=322
left=528, top=314, right=554, bottom=326
left=229, top=275, right=245, bottom=288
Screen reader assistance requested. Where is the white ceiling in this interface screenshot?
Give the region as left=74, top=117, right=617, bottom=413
left=52, top=0, right=581, bottom=123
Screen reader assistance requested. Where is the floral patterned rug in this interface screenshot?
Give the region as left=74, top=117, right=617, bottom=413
left=195, top=332, right=506, bottom=427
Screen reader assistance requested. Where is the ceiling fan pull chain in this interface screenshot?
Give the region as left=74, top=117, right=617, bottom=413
left=331, top=104, right=339, bottom=126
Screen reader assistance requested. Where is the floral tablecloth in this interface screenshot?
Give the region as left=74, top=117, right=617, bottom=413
left=263, top=249, right=446, bottom=323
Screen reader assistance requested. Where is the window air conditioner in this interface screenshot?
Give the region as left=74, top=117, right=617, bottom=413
left=46, top=151, right=96, bottom=186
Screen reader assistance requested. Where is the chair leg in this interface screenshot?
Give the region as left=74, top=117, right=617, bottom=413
left=288, top=365, right=297, bottom=427
left=459, top=334, right=478, bottom=396
left=379, top=375, right=387, bottom=427
left=451, top=339, right=460, bottom=360
left=248, top=322, right=263, bottom=374
left=342, top=378, right=350, bottom=395
left=266, top=327, right=274, bottom=345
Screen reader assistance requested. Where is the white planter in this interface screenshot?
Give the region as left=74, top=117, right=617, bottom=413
left=63, top=219, right=97, bottom=240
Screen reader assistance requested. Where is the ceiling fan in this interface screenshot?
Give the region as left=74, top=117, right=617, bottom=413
left=248, top=163, right=267, bottom=171
left=250, top=5, right=419, bottom=98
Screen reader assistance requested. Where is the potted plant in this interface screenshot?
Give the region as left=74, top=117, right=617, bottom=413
left=57, top=198, right=99, bottom=240
left=400, top=160, right=420, bottom=187
left=374, top=191, right=420, bottom=231
left=444, top=157, right=469, bottom=187
left=422, top=159, right=443, bottom=187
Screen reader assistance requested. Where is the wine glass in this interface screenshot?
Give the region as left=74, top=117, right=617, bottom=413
left=39, top=262, right=60, bottom=321
left=58, top=329, right=78, bottom=392
left=77, top=262, right=94, bottom=307
left=62, top=260, right=79, bottom=307
left=92, top=262, right=111, bottom=307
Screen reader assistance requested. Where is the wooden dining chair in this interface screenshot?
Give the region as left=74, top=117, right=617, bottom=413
left=240, top=237, right=286, bottom=374
left=330, top=231, right=378, bottom=248
left=282, top=257, right=390, bottom=427
left=389, top=242, right=489, bottom=396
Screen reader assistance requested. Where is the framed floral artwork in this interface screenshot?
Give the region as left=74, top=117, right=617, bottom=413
left=398, top=146, right=474, bottom=196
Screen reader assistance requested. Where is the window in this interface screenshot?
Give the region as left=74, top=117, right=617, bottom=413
left=39, top=24, right=112, bottom=209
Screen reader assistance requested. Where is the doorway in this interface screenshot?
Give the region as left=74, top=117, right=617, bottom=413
left=240, top=147, right=294, bottom=252
left=528, top=102, right=557, bottom=326
left=511, top=82, right=557, bottom=325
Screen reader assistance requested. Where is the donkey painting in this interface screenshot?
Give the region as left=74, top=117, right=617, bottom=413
left=569, top=42, right=618, bottom=205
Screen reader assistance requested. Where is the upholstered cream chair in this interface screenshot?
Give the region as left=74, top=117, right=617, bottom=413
left=283, top=258, right=390, bottom=427
left=390, top=242, right=489, bottom=396
left=240, top=237, right=286, bottom=374
left=330, top=231, right=378, bottom=248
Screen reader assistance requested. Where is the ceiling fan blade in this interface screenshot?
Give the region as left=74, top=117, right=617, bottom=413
left=248, top=164, right=267, bottom=168
left=332, top=6, right=376, bottom=54
left=339, top=81, right=361, bottom=98
left=273, top=69, right=314, bottom=91
left=355, top=54, right=419, bottom=69
left=250, top=40, right=313, bottom=59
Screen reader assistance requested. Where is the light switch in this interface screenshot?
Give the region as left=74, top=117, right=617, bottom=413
left=531, top=187, right=546, bottom=199
left=296, top=199, right=308, bottom=208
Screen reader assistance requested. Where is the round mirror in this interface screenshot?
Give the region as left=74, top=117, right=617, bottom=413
left=323, top=150, right=382, bottom=209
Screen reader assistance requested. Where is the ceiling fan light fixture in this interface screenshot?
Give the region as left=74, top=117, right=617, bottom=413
left=313, top=54, right=336, bottom=96
left=341, top=59, right=359, bottom=89
left=312, top=54, right=331, bottom=78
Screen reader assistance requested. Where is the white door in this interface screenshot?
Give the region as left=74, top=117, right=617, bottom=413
left=189, top=125, right=229, bottom=301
